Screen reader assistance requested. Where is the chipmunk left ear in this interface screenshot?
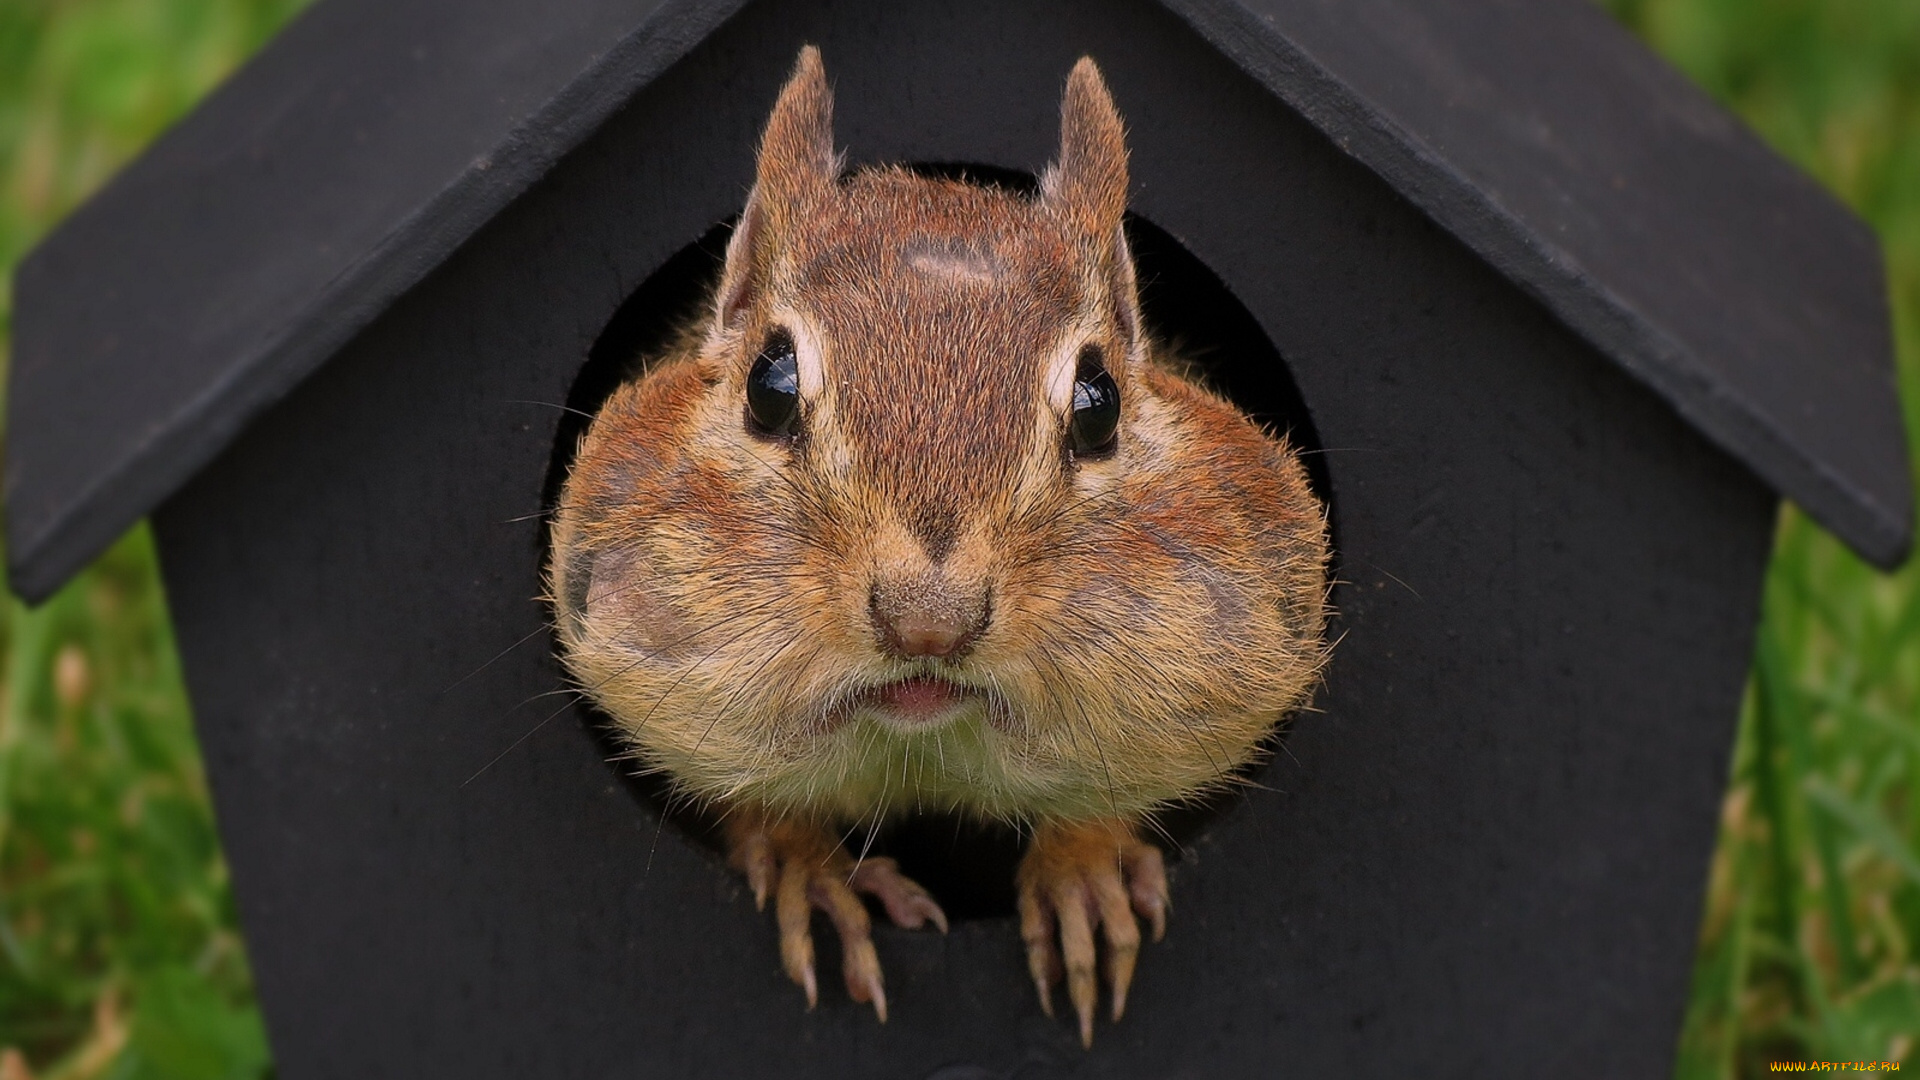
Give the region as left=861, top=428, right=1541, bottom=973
left=714, top=46, right=840, bottom=331
left=1043, top=58, right=1143, bottom=357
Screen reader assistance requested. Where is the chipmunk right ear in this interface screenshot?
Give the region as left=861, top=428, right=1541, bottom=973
left=1043, top=58, right=1145, bottom=364
left=714, top=46, right=840, bottom=329
left=1041, top=57, right=1129, bottom=241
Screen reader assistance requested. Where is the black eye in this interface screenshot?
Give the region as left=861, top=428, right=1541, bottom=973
left=1068, top=345, right=1120, bottom=456
left=746, top=330, right=801, bottom=438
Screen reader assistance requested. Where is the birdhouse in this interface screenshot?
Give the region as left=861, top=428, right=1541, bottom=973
left=7, top=0, right=1911, bottom=1075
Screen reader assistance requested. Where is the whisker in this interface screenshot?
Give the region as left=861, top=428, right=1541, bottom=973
left=1356, top=558, right=1421, bottom=600
left=460, top=691, right=585, bottom=788
left=688, top=620, right=813, bottom=760
left=848, top=788, right=889, bottom=881
left=440, top=624, right=550, bottom=697
left=507, top=398, right=599, bottom=421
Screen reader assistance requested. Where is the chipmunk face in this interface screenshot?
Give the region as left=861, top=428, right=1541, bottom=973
left=549, top=52, right=1328, bottom=823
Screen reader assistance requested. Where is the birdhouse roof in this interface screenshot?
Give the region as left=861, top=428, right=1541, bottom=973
left=7, top=0, right=1910, bottom=601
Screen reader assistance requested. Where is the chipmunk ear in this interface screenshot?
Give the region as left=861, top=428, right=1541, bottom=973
left=715, top=46, right=840, bottom=328
left=1042, top=57, right=1129, bottom=240
left=1043, top=58, right=1144, bottom=359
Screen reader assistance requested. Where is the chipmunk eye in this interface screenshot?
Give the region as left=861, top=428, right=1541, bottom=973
left=1068, top=345, right=1120, bottom=457
left=745, top=329, right=801, bottom=438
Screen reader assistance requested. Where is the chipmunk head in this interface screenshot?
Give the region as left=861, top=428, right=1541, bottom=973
left=551, top=48, right=1328, bottom=822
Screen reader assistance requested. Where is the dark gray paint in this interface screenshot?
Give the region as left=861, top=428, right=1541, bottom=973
left=5, top=0, right=750, bottom=600
left=150, top=0, right=1773, bottom=1073
left=1166, top=0, right=1908, bottom=566
left=8, top=0, right=1908, bottom=603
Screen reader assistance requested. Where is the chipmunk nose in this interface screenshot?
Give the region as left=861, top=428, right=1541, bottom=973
left=887, top=611, right=975, bottom=658
left=869, top=578, right=991, bottom=660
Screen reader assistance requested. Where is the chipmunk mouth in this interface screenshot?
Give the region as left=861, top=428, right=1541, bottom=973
left=851, top=675, right=989, bottom=732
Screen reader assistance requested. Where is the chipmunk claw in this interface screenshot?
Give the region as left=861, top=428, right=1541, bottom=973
left=851, top=856, right=950, bottom=933
left=1016, top=818, right=1168, bottom=1047
left=727, top=813, right=944, bottom=1022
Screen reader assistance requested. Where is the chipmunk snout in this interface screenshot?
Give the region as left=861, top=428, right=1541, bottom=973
left=869, top=574, right=991, bottom=660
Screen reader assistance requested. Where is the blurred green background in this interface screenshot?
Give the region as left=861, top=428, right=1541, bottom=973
left=0, top=0, right=1914, bottom=1076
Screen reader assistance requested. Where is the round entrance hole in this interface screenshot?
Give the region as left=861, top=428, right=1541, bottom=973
left=544, top=166, right=1330, bottom=920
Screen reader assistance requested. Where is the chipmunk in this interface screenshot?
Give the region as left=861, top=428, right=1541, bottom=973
left=546, top=47, right=1329, bottom=1047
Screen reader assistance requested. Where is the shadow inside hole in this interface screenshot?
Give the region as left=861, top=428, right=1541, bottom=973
left=544, top=165, right=1330, bottom=921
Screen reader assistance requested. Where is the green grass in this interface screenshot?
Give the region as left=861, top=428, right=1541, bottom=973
left=1603, top=0, right=1920, bottom=1072
left=0, top=532, right=267, bottom=1079
left=0, top=0, right=1915, bottom=1076
left=0, top=5, right=310, bottom=1076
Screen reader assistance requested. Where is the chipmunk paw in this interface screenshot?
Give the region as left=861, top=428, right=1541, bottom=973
left=726, top=813, right=947, bottom=1022
left=1016, top=817, right=1169, bottom=1047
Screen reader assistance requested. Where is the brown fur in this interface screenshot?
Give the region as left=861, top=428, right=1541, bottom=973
left=548, top=48, right=1330, bottom=829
